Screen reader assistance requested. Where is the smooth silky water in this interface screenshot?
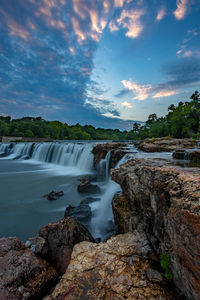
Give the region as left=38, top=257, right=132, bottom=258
left=0, top=141, right=173, bottom=242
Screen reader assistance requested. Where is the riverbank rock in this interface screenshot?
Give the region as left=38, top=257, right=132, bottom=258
left=46, top=233, right=174, bottom=300
left=137, top=138, right=197, bottom=152
left=92, top=142, right=127, bottom=168
left=111, top=158, right=200, bottom=300
left=26, top=217, right=94, bottom=274
left=43, top=190, right=64, bottom=201
left=0, top=237, right=58, bottom=300
left=77, top=181, right=101, bottom=193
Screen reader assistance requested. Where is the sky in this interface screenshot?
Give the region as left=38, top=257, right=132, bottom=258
left=0, top=0, right=200, bottom=130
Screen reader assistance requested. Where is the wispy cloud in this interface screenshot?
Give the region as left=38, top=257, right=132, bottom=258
left=117, top=8, right=145, bottom=38
left=174, top=0, right=190, bottom=20
left=121, top=80, right=152, bottom=100
left=156, top=7, right=166, bottom=21
left=121, top=101, right=133, bottom=108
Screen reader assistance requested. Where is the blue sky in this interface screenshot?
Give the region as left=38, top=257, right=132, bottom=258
left=0, top=0, right=200, bottom=130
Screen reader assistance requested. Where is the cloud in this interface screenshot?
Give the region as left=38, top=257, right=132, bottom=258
left=121, top=101, right=133, bottom=108
left=114, top=0, right=125, bottom=8
left=109, top=21, right=119, bottom=32
left=121, top=80, right=152, bottom=100
left=115, top=89, right=132, bottom=98
left=117, top=8, right=145, bottom=38
left=174, top=0, right=190, bottom=20
left=156, top=7, right=166, bottom=21
left=121, top=57, right=200, bottom=100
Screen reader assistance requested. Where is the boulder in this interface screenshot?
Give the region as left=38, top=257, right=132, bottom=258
left=77, top=181, right=101, bottom=193
left=26, top=217, right=94, bottom=274
left=46, top=233, right=174, bottom=300
left=138, top=138, right=197, bottom=152
left=92, top=142, right=127, bottom=168
left=43, top=190, right=64, bottom=201
left=111, top=158, right=200, bottom=300
left=172, top=149, right=186, bottom=160
left=0, top=237, right=58, bottom=300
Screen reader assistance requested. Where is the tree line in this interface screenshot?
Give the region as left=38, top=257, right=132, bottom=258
left=0, top=91, right=199, bottom=140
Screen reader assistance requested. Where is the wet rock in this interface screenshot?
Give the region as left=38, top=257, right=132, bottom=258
left=64, top=204, right=92, bottom=227
left=138, top=138, right=197, bottom=152
left=46, top=233, right=174, bottom=300
left=43, top=190, right=64, bottom=201
left=111, top=158, right=200, bottom=300
left=0, top=237, right=58, bottom=300
left=77, top=181, right=101, bottom=193
left=187, top=149, right=200, bottom=163
left=172, top=149, right=186, bottom=160
left=30, top=217, right=94, bottom=274
left=92, top=142, right=127, bottom=168
left=146, top=268, right=165, bottom=283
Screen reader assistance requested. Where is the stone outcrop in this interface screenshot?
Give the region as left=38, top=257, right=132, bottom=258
left=111, top=158, right=200, bottom=300
left=0, top=237, right=58, bottom=300
left=137, top=138, right=197, bottom=152
left=77, top=181, right=101, bottom=193
left=92, top=142, right=127, bottom=168
left=46, top=233, right=174, bottom=300
left=26, top=217, right=94, bottom=275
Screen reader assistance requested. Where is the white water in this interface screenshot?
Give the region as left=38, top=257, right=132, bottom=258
left=0, top=141, right=135, bottom=241
left=0, top=142, right=94, bottom=173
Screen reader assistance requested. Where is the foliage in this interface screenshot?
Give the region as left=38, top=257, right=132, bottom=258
left=160, top=253, right=172, bottom=280
left=0, top=91, right=199, bottom=140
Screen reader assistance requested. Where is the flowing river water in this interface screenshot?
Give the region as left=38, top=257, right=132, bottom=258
left=0, top=141, right=172, bottom=242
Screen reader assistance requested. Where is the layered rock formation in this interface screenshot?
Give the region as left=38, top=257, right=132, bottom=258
left=46, top=233, right=174, bottom=300
left=137, top=138, right=197, bottom=152
left=111, top=158, right=200, bottom=300
left=92, top=142, right=127, bottom=168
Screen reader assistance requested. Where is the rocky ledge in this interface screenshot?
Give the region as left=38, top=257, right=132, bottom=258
left=111, top=158, right=200, bottom=300
left=46, top=233, right=174, bottom=300
left=137, top=138, right=197, bottom=152
left=92, top=142, right=127, bottom=168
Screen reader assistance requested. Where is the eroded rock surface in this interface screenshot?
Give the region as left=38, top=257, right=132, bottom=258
left=92, top=142, right=127, bottom=168
left=27, top=217, right=94, bottom=274
left=111, top=158, right=200, bottom=300
left=0, top=237, right=57, bottom=300
left=47, top=233, right=174, bottom=300
left=137, top=138, right=197, bottom=152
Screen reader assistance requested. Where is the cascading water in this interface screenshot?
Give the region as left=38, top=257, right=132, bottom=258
left=0, top=142, right=94, bottom=173
left=89, top=149, right=132, bottom=241
left=0, top=141, right=135, bottom=241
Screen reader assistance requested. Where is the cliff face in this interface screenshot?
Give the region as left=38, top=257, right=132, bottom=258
left=111, top=159, right=200, bottom=300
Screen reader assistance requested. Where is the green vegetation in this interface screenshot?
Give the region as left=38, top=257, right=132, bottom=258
left=0, top=91, right=199, bottom=140
left=160, top=253, right=172, bottom=280
left=131, top=91, right=200, bottom=140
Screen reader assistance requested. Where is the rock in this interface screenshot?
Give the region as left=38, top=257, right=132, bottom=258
left=64, top=204, right=92, bottom=227
left=0, top=237, right=58, bottom=300
left=172, top=149, right=187, bottom=160
left=46, top=233, right=174, bottom=300
left=43, top=190, right=64, bottom=201
left=31, top=217, right=94, bottom=274
left=186, top=150, right=200, bottom=163
left=77, top=181, right=101, bottom=193
left=92, top=142, right=127, bottom=168
left=111, top=158, right=200, bottom=300
left=146, top=268, right=165, bottom=283
left=138, top=138, right=197, bottom=152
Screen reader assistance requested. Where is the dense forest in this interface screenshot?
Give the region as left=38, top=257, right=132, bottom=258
left=0, top=91, right=199, bottom=140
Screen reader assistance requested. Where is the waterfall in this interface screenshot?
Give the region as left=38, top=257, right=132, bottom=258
left=89, top=149, right=134, bottom=241
left=0, top=142, right=94, bottom=173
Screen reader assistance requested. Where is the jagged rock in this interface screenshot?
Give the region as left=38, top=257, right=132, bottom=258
left=138, top=138, right=197, bottom=152
left=46, top=233, right=174, bottom=300
left=77, top=181, right=101, bottom=193
left=92, top=142, right=127, bottom=168
left=111, top=158, right=200, bottom=300
left=27, top=217, right=94, bottom=274
left=43, top=190, right=64, bottom=201
left=172, top=149, right=186, bottom=160
left=64, top=204, right=92, bottom=227
left=0, top=237, right=58, bottom=300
